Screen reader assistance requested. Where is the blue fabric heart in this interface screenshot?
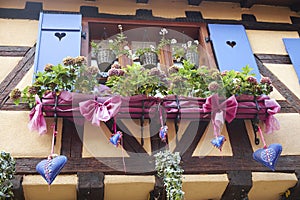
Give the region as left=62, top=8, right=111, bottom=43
left=159, top=126, right=168, bottom=142
left=36, top=155, right=67, bottom=185
left=253, top=143, right=282, bottom=171
left=211, top=135, right=226, bottom=151
left=110, top=131, right=122, bottom=147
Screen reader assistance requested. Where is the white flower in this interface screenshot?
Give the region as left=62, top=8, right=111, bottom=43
left=187, top=41, right=192, bottom=48
left=124, top=46, right=130, bottom=50
left=150, top=45, right=155, bottom=51
left=118, top=24, right=123, bottom=31
left=194, top=40, right=199, bottom=45
left=232, top=78, right=240, bottom=84
left=182, top=44, right=187, bottom=49
left=171, top=39, right=177, bottom=44
left=159, top=28, right=168, bottom=36
left=108, top=39, right=113, bottom=43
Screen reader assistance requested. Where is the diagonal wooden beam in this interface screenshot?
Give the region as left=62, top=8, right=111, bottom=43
left=0, top=46, right=31, bottom=57
left=136, top=0, right=149, bottom=3
left=187, top=0, right=202, bottom=6
left=0, top=45, right=35, bottom=107
left=255, top=56, right=300, bottom=113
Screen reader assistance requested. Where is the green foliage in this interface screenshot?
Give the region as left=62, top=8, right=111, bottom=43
left=135, top=46, right=157, bottom=57
left=106, top=64, right=168, bottom=97
left=155, top=150, right=184, bottom=200
left=0, top=151, right=15, bottom=200
left=108, top=25, right=131, bottom=57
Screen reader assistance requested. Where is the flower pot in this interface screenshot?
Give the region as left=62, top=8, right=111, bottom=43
left=96, top=49, right=116, bottom=72
left=185, top=50, right=199, bottom=67
left=118, top=54, right=133, bottom=67
left=139, top=52, right=158, bottom=69
left=159, top=44, right=173, bottom=75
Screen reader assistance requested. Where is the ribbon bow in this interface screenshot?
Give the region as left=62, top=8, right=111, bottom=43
left=28, top=95, right=47, bottom=135
left=203, top=94, right=238, bottom=136
left=79, top=96, right=122, bottom=126
left=264, top=99, right=281, bottom=134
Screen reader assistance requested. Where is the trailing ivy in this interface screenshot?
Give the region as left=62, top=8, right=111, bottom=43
left=155, top=150, right=184, bottom=200
left=0, top=151, right=15, bottom=200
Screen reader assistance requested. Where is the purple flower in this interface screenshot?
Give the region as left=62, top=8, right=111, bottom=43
left=208, top=81, right=220, bottom=92
left=108, top=68, right=119, bottom=76
left=260, top=77, right=272, bottom=85
left=168, top=65, right=179, bottom=74
left=63, top=57, right=75, bottom=66
left=10, top=88, right=21, bottom=100
left=247, top=76, right=258, bottom=84
left=86, top=66, right=99, bottom=76
left=44, top=64, right=53, bottom=72
left=111, top=63, right=121, bottom=69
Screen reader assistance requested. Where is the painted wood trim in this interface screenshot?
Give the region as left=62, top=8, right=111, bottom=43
left=255, top=56, right=300, bottom=113
left=0, top=45, right=35, bottom=107
left=0, top=46, right=31, bottom=57
left=285, top=169, right=300, bottom=199
left=255, top=54, right=291, bottom=65
left=77, top=172, right=104, bottom=200
left=199, top=23, right=217, bottom=68
left=221, top=171, right=252, bottom=200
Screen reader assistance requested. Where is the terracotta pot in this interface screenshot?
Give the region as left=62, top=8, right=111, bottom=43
left=159, top=44, right=173, bottom=75
left=118, top=54, right=133, bottom=67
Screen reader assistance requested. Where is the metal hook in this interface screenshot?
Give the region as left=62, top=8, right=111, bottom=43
left=251, top=97, right=260, bottom=145
left=174, top=95, right=181, bottom=145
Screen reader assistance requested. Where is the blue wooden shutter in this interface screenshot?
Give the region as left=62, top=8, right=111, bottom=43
left=34, top=12, right=82, bottom=73
left=208, top=24, right=260, bottom=79
left=283, top=38, right=300, bottom=84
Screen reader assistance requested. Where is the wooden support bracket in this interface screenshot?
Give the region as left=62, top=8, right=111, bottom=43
left=11, top=175, right=25, bottom=200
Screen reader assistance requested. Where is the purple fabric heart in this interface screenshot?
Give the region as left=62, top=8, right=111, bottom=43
left=211, top=135, right=226, bottom=151
left=36, top=155, right=67, bottom=185
left=253, top=143, right=282, bottom=171
left=159, top=126, right=168, bottom=142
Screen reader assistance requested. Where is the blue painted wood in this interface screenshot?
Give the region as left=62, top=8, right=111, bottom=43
left=34, top=13, right=82, bottom=73
left=283, top=38, right=300, bottom=84
left=208, top=24, right=260, bottom=79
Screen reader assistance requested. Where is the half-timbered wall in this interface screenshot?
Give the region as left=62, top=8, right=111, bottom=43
left=1, top=1, right=300, bottom=199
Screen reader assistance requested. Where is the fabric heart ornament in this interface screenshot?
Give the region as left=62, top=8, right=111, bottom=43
left=159, top=125, right=168, bottom=142
left=211, top=135, right=226, bottom=151
left=110, top=131, right=122, bottom=147
left=36, top=155, right=67, bottom=185
left=253, top=143, right=282, bottom=171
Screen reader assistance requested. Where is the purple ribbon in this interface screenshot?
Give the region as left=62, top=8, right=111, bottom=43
left=28, top=95, right=47, bottom=135
left=79, top=95, right=122, bottom=126
left=264, top=99, right=281, bottom=134
left=203, top=94, right=238, bottom=136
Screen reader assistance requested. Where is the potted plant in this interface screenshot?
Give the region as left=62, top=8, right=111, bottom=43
left=158, top=28, right=174, bottom=75
left=0, top=151, right=16, bottom=200
left=91, top=41, right=116, bottom=72
left=108, top=25, right=133, bottom=67
left=155, top=150, right=184, bottom=200
left=182, top=40, right=199, bottom=67
left=135, top=45, right=158, bottom=69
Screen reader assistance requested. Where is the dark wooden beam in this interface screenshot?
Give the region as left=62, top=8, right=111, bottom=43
left=0, top=46, right=30, bottom=57
left=61, top=118, right=84, bottom=158
left=290, top=3, right=300, bottom=12
left=150, top=118, right=168, bottom=154
left=15, top=153, right=300, bottom=175
left=136, top=0, right=149, bottom=3
left=187, top=0, right=202, bottom=6
left=284, top=169, right=300, bottom=199
left=255, top=56, right=300, bottom=113
left=174, top=121, right=208, bottom=159
left=149, top=175, right=166, bottom=200
left=221, top=171, right=252, bottom=200
left=11, top=175, right=25, bottom=200
left=240, top=0, right=256, bottom=8
left=0, top=45, right=35, bottom=108
left=77, top=172, right=104, bottom=200
left=255, top=54, right=291, bottom=64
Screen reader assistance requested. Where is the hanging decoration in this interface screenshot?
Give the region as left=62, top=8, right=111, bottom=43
left=36, top=123, right=67, bottom=185
left=158, top=103, right=168, bottom=143
left=253, top=126, right=282, bottom=171
left=203, top=94, right=238, bottom=151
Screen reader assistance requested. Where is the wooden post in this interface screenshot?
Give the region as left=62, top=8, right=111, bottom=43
left=77, top=172, right=105, bottom=200
left=284, top=169, right=300, bottom=199
left=12, top=175, right=25, bottom=200
left=159, top=45, right=173, bottom=76
left=118, top=54, right=133, bottom=68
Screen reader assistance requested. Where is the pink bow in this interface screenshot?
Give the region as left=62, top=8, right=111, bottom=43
left=264, top=99, right=281, bottom=134
left=28, top=95, right=47, bottom=135
left=79, top=96, right=122, bottom=126
left=203, top=94, right=238, bottom=136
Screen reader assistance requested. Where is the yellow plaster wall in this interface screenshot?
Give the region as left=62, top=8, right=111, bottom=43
left=0, top=19, right=38, bottom=46
left=246, top=30, right=299, bottom=54
left=182, top=174, right=229, bottom=200
left=82, top=120, right=129, bottom=157
left=0, top=57, right=22, bottom=83
left=104, top=175, right=155, bottom=200
left=246, top=113, right=300, bottom=155
left=0, top=111, right=62, bottom=157
left=248, top=172, right=297, bottom=200
left=265, top=63, right=300, bottom=99
left=23, top=175, right=77, bottom=200
left=192, top=122, right=233, bottom=157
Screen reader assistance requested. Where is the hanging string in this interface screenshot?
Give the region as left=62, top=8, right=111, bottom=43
left=258, top=126, right=267, bottom=148
left=120, top=137, right=127, bottom=173
left=113, top=117, right=126, bottom=173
